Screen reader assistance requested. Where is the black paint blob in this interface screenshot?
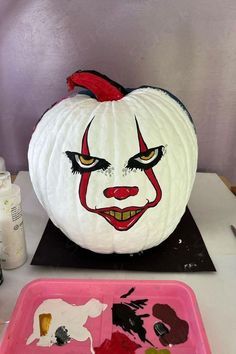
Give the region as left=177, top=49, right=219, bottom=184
left=55, top=326, right=70, bottom=346
left=121, top=287, right=135, bottom=298
left=154, top=322, right=169, bottom=337
left=112, top=296, right=153, bottom=346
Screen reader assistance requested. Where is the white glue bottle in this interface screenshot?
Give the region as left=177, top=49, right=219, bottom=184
left=0, top=157, right=6, bottom=171
left=0, top=172, right=27, bottom=269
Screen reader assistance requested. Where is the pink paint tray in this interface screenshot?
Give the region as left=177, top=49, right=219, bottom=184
left=1, top=279, right=211, bottom=354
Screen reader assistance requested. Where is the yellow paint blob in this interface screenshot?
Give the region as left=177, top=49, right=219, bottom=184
left=39, top=313, right=52, bottom=336
left=145, top=348, right=171, bottom=354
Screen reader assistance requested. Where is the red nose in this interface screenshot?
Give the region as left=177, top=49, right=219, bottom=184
left=103, top=186, right=139, bottom=200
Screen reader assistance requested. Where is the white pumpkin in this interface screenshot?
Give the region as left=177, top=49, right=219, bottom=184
left=28, top=70, right=197, bottom=254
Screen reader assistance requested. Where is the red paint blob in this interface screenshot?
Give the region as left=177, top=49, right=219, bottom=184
left=94, top=331, right=141, bottom=354
left=152, top=304, right=189, bottom=346
left=103, top=186, right=139, bottom=200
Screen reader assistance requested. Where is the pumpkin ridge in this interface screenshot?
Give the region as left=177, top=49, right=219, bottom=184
left=158, top=99, right=196, bottom=227
left=139, top=85, right=194, bottom=126
left=30, top=104, right=69, bottom=208
left=134, top=94, right=189, bottom=244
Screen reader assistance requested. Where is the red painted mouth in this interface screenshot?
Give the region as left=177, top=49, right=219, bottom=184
left=79, top=170, right=162, bottom=232
left=95, top=205, right=148, bottom=231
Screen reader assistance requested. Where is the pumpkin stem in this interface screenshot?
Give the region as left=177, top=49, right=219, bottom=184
left=67, top=70, right=127, bottom=102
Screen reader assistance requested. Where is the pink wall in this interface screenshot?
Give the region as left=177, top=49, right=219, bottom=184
left=0, top=0, right=235, bottom=181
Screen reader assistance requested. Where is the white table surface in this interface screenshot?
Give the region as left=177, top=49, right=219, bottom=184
left=0, top=172, right=236, bottom=353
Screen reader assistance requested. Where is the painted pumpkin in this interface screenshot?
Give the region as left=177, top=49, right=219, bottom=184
left=28, top=70, right=197, bottom=254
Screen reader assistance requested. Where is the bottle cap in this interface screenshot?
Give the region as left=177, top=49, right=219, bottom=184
left=0, top=171, right=11, bottom=194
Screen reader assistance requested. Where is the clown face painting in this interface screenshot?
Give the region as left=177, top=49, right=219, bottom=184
left=28, top=71, right=197, bottom=254
left=65, top=118, right=165, bottom=232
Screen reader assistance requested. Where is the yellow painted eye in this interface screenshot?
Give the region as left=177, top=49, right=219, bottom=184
left=140, top=150, right=155, bottom=161
left=79, top=155, right=95, bottom=166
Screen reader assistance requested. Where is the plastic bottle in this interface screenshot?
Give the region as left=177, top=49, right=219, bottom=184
left=0, top=171, right=27, bottom=269
left=0, top=159, right=6, bottom=282
left=0, top=263, right=3, bottom=284
left=0, top=157, right=6, bottom=171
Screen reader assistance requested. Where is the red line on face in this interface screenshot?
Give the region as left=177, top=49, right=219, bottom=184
left=79, top=122, right=92, bottom=208
left=135, top=118, right=148, bottom=152
left=135, top=118, right=162, bottom=208
left=81, top=121, right=92, bottom=155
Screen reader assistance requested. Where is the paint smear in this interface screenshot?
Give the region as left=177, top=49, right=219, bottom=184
left=112, top=297, right=153, bottom=346
left=27, top=298, right=107, bottom=354
left=152, top=304, right=189, bottom=346
left=94, top=331, right=141, bottom=354
left=145, top=348, right=170, bottom=354
left=121, top=287, right=136, bottom=298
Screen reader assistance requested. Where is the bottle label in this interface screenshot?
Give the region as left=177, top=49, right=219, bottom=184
left=11, top=204, right=23, bottom=223
left=0, top=199, right=27, bottom=269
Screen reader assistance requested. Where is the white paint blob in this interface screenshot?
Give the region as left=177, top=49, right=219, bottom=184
left=26, top=298, right=107, bottom=354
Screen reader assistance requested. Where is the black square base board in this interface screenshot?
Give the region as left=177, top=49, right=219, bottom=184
left=31, top=208, right=216, bottom=272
